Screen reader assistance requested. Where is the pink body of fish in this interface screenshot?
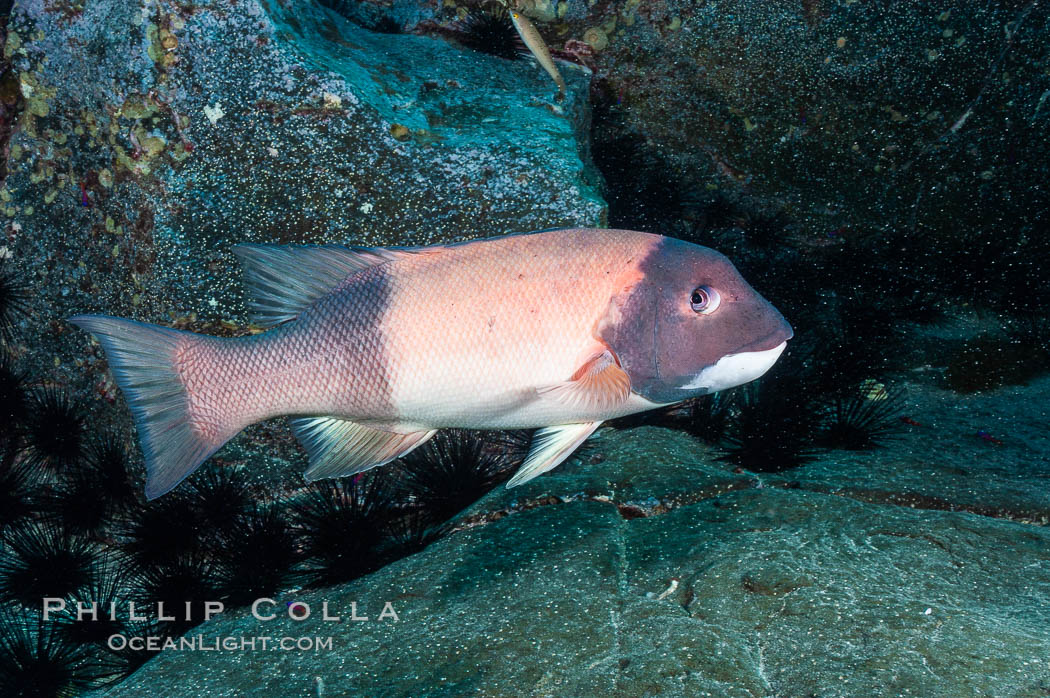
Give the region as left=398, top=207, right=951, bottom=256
left=72, top=228, right=792, bottom=499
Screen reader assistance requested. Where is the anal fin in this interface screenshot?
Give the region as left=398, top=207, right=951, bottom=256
left=291, top=417, right=436, bottom=480
left=505, top=421, right=602, bottom=488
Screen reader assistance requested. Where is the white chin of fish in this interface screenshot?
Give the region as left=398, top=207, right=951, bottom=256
left=680, top=341, right=788, bottom=393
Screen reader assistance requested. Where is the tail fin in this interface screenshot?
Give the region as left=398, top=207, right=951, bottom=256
left=69, top=315, right=233, bottom=500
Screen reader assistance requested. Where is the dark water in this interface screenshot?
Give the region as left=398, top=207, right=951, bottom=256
left=1, top=0, right=1049, bottom=695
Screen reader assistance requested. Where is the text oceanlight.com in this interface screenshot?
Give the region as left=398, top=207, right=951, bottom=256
left=108, top=634, right=335, bottom=652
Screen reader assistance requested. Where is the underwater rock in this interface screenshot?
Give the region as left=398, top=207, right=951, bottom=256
left=584, top=0, right=1050, bottom=247
left=0, top=0, right=601, bottom=399
left=766, top=374, right=1050, bottom=524
left=109, top=400, right=1050, bottom=695
left=108, top=474, right=1050, bottom=696
left=341, top=0, right=1049, bottom=249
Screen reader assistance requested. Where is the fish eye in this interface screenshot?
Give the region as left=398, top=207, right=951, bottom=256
left=690, top=286, right=720, bottom=314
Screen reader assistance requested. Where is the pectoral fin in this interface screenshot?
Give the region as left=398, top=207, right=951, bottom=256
left=291, top=417, right=436, bottom=480
left=506, top=421, right=602, bottom=488
left=537, top=348, right=631, bottom=412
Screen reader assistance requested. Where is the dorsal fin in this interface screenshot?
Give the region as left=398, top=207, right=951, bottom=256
left=231, top=244, right=412, bottom=328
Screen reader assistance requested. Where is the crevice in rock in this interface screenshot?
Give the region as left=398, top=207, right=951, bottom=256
left=450, top=479, right=758, bottom=534
left=450, top=475, right=1049, bottom=539
left=804, top=485, right=1050, bottom=526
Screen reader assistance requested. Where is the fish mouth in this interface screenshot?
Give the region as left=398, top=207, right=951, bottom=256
left=743, top=331, right=792, bottom=354
left=733, top=320, right=793, bottom=355
left=679, top=341, right=788, bottom=393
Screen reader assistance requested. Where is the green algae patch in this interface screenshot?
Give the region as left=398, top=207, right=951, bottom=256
left=120, top=94, right=158, bottom=120
left=146, top=22, right=178, bottom=69
left=19, top=71, right=56, bottom=118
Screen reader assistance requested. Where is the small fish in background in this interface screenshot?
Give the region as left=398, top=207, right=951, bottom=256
left=71, top=228, right=792, bottom=499
left=976, top=430, right=1004, bottom=446
left=507, top=7, right=566, bottom=100
left=899, top=416, right=922, bottom=427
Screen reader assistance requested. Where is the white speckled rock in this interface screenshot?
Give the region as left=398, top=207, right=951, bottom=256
left=107, top=414, right=1050, bottom=697
left=3, top=0, right=602, bottom=385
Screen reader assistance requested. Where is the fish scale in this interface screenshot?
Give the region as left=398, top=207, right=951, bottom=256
left=182, top=269, right=398, bottom=434
left=382, top=229, right=653, bottom=428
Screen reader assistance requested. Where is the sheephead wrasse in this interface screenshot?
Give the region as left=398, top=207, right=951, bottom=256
left=71, top=228, right=792, bottom=498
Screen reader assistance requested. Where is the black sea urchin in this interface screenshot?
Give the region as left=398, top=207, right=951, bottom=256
left=817, top=388, right=903, bottom=451
left=0, top=351, right=28, bottom=435
left=84, top=435, right=140, bottom=512
left=0, top=256, right=29, bottom=341
left=0, top=458, right=36, bottom=534
left=186, top=464, right=254, bottom=532
left=396, top=429, right=516, bottom=526
left=718, top=374, right=819, bottom=473
left=98, top=617, right=173, bottom=681
left=128, top=552, right=220, bottom=635
left=212, top=503, right=298, bottom=607
left=383, top=510, right=447, bottom=558
left=674, top=392, right=735, bottom=445
left=21, top=387, right=89, bottom=475
left=40, top=469, right=117, bottom=538
left=0, top=521, right=102, bottom=607
left=120, top=494, right=208, bottom=572
left=0, top=606, right=111, bottom=697
left=290, top=474, right=393, bottom=587
left=454, top=7, right=523, bottom=61
left=120, top=466, right=248, bottom=573
left=37, top=436, right=137, bottom=538
left=681, top=190, right=741, bottom=239
left=54, top=566, right=131, bottom=648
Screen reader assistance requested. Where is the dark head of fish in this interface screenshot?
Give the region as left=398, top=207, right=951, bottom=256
left=599, top=236, right=793, bottom=404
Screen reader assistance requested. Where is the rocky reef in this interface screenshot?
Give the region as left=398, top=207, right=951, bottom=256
left=1, top=0, right=601, bottom=395
left=107, top=375, right=1050, bottom=697
left=387, top=0, right=1050, bottom=245
left=2, top=0, right=1049, bottom=695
